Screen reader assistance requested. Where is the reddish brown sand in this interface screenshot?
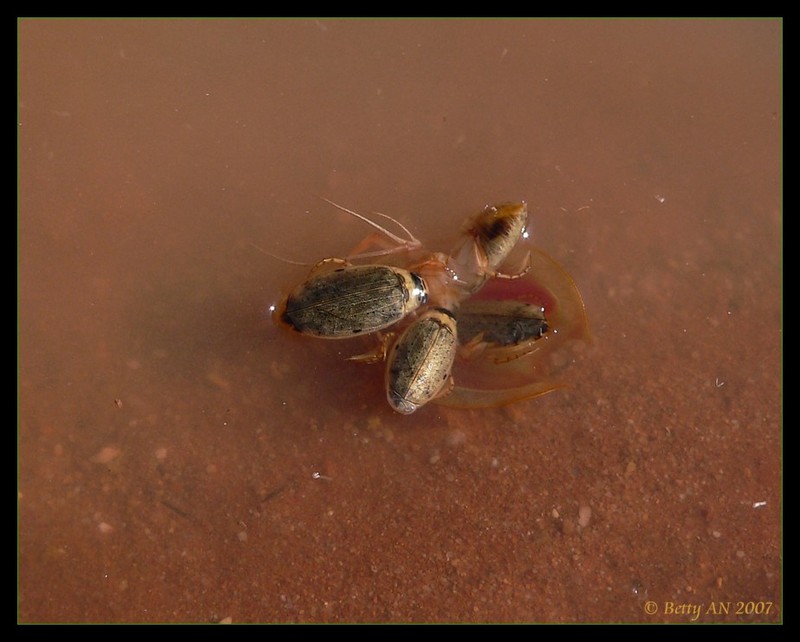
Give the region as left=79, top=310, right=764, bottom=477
left=19, top=19, right=781, bottom=623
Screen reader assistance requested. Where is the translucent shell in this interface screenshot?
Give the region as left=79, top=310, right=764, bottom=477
left=466, top=202, right=529, bottom=272
left=443, top=202, right=529, bottom=297
left=435, top=248, right=590, bottom=409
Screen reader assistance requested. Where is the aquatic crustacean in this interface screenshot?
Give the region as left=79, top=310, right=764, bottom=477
left=411, top=202, right=531, bottom=310
left=437, top=248, right=590, bottom=409
left=441, top=202, right=531, bottom=296
left=269, top=199, right=588, bottom=413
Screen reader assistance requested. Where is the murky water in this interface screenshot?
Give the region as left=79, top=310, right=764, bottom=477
left=19, top=19, right=781, bottom=623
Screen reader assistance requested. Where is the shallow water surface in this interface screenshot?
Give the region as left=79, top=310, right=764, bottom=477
left=19, top=19, right=781, bottom=623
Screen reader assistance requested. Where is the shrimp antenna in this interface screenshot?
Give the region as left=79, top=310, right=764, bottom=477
left=319, top=197, right=422, bottom=252
left=249, top=242, right=312, bottom=266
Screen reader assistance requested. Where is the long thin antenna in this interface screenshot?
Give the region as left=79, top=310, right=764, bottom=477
left=320, top=197, right=422, bottom=251
left=249, top=242, right=311, bottom=266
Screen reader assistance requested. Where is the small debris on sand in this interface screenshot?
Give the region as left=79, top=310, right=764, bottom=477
left=90, top=446, right=121, bottom=464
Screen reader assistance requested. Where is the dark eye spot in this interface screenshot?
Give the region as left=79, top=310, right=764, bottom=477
left=478, top=216, right=512, bottom=243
